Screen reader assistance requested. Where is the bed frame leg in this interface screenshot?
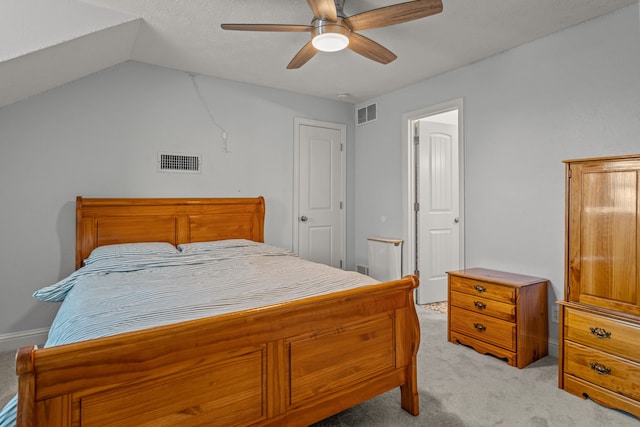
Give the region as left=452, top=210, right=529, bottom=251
left=400, top=356, right=419, bottom=415
left=16, top=346, right=37, bottom=427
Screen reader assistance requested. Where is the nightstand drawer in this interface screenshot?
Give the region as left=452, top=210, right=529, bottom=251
left=450, top=290, right=516, bottom=322
left=449, top=275, right=515, bottom=304
left=564, top=341, right=640, bottom=401
left=564, top=307, right=640, bottom=363
left=450, top=306, right=516, bottom=352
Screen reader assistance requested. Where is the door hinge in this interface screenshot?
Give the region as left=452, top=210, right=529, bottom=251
left=414, top=202, right=420, bottom=212
left=413, top=135, right=420, bottom=145
left=340, top=143, right=344, bottom=152
left=340, top=260, right=343, bottom=269
left=568, top=169, right=572, bottom=178
left=340, top=201, right=343, bottom=209
left=414, top=269, right=420, bottom=277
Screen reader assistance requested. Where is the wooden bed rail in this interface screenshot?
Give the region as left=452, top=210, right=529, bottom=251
left=16, top=276, right=420, bottom=427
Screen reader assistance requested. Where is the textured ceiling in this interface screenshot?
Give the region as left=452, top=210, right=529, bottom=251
left=1, top=0, right=638, bottom=108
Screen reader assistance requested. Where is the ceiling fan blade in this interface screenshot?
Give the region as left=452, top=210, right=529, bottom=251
left=287, top=41, right=318, bottom=69
left=221, top=24, right=312, bottom=32
left=345, top=0, right=443, bottom=31
left=306, top=0, right=337, bottom=21
left=347, top=32, right=397, bottom=64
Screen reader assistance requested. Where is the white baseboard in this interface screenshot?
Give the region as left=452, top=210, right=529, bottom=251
left=0, top=328, right=48, bottom=353
left=548, top=337, right=559, bottom=359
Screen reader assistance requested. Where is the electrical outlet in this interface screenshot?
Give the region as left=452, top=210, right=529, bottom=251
left=551, top=305, right=559, bottom=323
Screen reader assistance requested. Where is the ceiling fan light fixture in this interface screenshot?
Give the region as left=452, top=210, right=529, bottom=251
left=311, top=20, right=350, bottom=52
left=312, top=32, right=349, bottom=52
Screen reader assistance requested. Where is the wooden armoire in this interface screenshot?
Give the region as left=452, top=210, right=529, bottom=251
left=558, top=154, right=640, bottom=419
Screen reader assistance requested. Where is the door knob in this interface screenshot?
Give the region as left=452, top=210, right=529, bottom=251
left=454, top=217, right=460, bottom=223
left=300, top=216, right=308, bottom=222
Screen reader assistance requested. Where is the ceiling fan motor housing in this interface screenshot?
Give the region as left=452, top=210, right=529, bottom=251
left=312, top=17, right=351, bottom=39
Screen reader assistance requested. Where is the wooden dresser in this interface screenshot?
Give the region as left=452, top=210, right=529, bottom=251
left=559, top=154, right=640, bottom=419
left=448, top=268, right=548, bottom=368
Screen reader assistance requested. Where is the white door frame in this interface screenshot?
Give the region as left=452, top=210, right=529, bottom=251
left=293, top=117, right=347, bottom=267
left=401, top=98, right=465, bottom=300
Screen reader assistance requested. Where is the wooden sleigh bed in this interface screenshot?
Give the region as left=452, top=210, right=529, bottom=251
left=15, top=196, right=420, bottom=427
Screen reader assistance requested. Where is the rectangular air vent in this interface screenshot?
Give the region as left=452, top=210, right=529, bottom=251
left=158, top=152, right=201, bottom=173
left=356, top=103, right=377, bottom=125
left=356, top=264, right=369, bottom=275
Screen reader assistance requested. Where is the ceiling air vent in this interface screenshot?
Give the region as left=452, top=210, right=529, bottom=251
left=158, top=152, right=202, bottom=174
left=356, top=103, right=377, bottom=126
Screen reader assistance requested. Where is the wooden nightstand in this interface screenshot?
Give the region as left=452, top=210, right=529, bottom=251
left=447, top=268, right=548, bottom=368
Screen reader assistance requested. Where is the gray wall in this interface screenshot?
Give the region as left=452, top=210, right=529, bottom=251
left=353, top=4, right=640, bottom=352
left=0, top=61, right=355, bottom=347
left=1, top=4, right=638, bottom=353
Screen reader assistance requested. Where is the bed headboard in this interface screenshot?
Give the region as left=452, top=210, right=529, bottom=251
left=75, top=196, right=265, bottom=269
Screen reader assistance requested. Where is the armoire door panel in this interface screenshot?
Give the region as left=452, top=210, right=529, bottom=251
left=568, top=159, right=640, bottom=314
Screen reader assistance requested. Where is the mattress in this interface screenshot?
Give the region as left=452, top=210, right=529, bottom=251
left=0, top=239, right=377, bottom=427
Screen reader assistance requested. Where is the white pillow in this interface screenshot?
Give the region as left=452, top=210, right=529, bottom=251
left=177, top=239, right=258, bottom=253
left=84, top=242, right=178, bottom=265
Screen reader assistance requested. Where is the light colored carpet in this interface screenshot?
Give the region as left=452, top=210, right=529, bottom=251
left=0, top=350, right=15, bottom=410
left=1, top=306, right=637, bottom=426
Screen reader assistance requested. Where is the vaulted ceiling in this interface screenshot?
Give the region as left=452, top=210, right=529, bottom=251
left=1, top=0, right=637, bottom=108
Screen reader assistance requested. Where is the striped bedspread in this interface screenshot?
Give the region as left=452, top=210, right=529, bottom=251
left=0, top=240, right=378, bottom=427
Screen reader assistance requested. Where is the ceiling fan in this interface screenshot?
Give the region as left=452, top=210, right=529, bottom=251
left=221, top=0, right=443, bottom=69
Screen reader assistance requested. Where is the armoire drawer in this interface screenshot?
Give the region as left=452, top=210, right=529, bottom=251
left=449, top=275, right=515, bottom=304
left=450, top=306, right=516, bottom=352
left=564, top=308, right=640, bottom=363
left=564, top=341, right=640, bottom=402
left=450, top=290, right=516, bottom=322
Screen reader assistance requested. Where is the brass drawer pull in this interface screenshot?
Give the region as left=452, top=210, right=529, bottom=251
left=473, top=301, right=487, bottom=310
left=589, top=362, right=612, bottom=376
left=589, top=327, right=612, bottom=339
left=473, top=322, right=486, bottom=332
left=473, top=284, right=486, bottom=293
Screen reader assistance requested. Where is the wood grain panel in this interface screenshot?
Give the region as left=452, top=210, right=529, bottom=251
left=80, top=351, right=264, bottom=427
left=580, top=170, right=637, bottom=304
left=567, top=157, right=640, bottom=315
left=565, top=307, right=640, bottom=363
left=189, top=213, right=255, bottom=242
left=288, top=313, right=395, bottom=406
left=35, top=395, right=69, bottom=427
left=564, top=341, right=640, bottom=402
left=450, top=290, right=515, bottom=322
left=448, top=330, right=516, bottom=366
left=450, top=306, right=516, bottom=351
left=97, top=216, right=177, bottom=246
left=516, top=282, right=548, bottom=367
left=449, top=275, right=515, bottom=304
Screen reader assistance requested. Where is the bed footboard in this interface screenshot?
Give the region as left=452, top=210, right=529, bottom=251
left=16, top=276, right=420, bottom=427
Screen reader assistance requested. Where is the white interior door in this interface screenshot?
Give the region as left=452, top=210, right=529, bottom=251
left=294, top=119, right=345, bottom=268
left=417, top=118, right=460, bottom=303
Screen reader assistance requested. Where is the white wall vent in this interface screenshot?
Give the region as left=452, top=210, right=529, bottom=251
left=356, top=264, right=369, bottom=275
left=158, top=152, right=201, bottom=174
left=357, top=103, right=377, bottom=125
